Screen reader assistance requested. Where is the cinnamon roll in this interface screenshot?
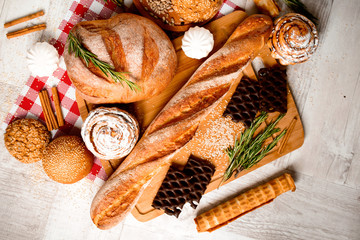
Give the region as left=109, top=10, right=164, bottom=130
left=81, top=107, right=139, bottom=160
left=268, top=13, right=319, bottom=65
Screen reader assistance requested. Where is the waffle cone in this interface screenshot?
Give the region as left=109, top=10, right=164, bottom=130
left=194, top=173, right=296, bottom=232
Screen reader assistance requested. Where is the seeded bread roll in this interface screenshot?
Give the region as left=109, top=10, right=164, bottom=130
left=42, top=136, right=93, bottom=184
left=90, top=14, right=273, bottom=230
left=134, top=0, right=223, bottom=32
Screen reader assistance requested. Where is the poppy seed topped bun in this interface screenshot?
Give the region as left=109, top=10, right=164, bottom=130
left=42, top=136, right=93, bottom=184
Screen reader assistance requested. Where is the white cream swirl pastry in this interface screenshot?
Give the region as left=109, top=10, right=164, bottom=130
left=26, top=42, right=59, bottom=77
left=81, top=107, right=139, bottom=160
left=182, top=26, right=214, bottom=59
left=268, top=13, right=319, bottom=65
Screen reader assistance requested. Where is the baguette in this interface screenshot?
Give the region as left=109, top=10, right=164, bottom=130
left=90, top=14, right=273, bottom=230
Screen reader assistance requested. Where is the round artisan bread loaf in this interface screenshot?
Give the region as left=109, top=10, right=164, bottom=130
left=42, top=135, right=93, bottom=184
left=64, top=13, right=177, bottom=104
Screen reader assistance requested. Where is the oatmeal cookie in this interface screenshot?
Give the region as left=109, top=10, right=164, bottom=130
left=4, top=119, right=51, bottom=163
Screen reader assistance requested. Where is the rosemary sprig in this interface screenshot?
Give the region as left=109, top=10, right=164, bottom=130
left=282, top=0, right=318, bottom=25
left=103, top=0, right=124, bottom=7
left=220, top=112, right=287, bottom=186
left=67, top=32, right=140, bottom=92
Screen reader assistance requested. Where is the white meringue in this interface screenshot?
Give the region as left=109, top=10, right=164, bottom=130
left=26, top=42, right=59, bottom=77
left=182, top=26, right=214, bottom=59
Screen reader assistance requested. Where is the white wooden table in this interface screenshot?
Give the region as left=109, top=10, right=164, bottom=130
left=0, top=0, right=359, bottom=239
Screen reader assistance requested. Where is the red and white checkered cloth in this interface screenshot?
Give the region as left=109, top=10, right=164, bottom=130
left=2, top=0, right=246, bottom=182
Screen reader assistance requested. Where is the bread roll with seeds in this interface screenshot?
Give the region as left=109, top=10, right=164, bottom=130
left=134, top=0, right=223, bottom=31
left=90, top=14, right=273, bottom=229
left=42, top=136, right=93, bottom=184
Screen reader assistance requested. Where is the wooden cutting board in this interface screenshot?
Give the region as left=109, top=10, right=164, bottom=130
left=75, top=11, right=304, bottom=222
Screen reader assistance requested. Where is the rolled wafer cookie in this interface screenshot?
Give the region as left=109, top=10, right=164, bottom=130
left=194, top=173, right=296, bottom=232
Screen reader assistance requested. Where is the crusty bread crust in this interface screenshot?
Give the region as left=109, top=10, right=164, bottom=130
left=90, top=14, right=273, bottom=229
left=64, top=13, right=177, bottom=104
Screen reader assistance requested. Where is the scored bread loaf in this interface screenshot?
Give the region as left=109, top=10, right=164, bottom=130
left=64, top=13, right=177, bottom=104
left=90, top=14, right=273, bottom=230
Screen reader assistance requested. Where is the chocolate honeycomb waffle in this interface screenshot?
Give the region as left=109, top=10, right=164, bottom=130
left=152, top=157, right=215, bottom=217
left=258, top=67, right=288, bottom=113
left=223, top=77, right=260, bottom=128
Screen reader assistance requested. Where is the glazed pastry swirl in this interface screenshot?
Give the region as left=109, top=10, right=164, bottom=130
left=268, top=13, right=319, bottom=65
left=81, top=107, right=139, bottom=160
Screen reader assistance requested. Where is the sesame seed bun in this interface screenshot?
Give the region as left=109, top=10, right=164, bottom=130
left=42, top=135, right=93, bottom=184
